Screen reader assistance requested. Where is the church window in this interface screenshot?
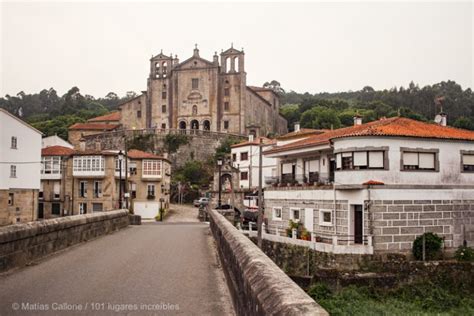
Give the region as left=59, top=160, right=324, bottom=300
left=224, top=88, right=230, bottom=96
left=162, top=105, right=166, bottom=113
left=226, top=57, right=231, bottom=73
left=224, top=102, right=229, bottom=111
left=223, top=120, right=229, bottom=129
left=234, top=57, right=239, bottom=72
left=137, top=110, right=141, bottom=118
left=161, top=123, right=166, bottom=129
left=192, top=105, right=198, bottom=115
left=192, top=78, right=199, bottom=89
left=162, top=91, right=167, bottom=99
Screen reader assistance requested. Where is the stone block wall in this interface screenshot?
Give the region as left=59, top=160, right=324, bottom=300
left=0, top=189, right=38, bottom=226
left=370, top=199, right=474, bottom=252
left=0, top=209, right=129, bottom=272
left=208, top=209, right=328, bottom=315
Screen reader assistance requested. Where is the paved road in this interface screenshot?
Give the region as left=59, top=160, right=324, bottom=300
left=165, top=204, right=200, bottom=223
left=0, top=208, right=234, bottom=315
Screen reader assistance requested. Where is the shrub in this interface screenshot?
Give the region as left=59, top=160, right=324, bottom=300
left=412, top=232, right=443, bottom=260
left=455, top=245, right=474, bottom=262
left=308, top=283, right=332, bottom=300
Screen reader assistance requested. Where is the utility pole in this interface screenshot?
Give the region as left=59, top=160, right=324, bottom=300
left=257, top=137, right=263, bottom=248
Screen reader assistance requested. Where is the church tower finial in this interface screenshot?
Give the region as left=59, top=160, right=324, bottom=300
left=193, top=44, right=199, bottom=57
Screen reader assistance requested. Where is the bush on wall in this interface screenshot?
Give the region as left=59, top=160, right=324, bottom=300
left=412, top=232, right=443, bottom=260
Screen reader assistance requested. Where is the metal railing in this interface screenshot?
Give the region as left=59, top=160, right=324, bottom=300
left=266, top=173, right=334, bottom=188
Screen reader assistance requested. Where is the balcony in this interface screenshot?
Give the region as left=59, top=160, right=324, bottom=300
left=73, top=170, right=105, bottom=177
left=40, top=171, right=62, bottom=180
left=114, top=169, right=130, bottom=178
left=266, top=173, right=333, bottom=190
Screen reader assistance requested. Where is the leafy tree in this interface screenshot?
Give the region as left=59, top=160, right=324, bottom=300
left=453, top=116, right=474, bottom=130
left=214, top=137, right=241, bottom=161
left=280, top=104, right=300, bottom=130
left=300, top=106, right=341, bottom=129
left=263, top=80, right=285, bottom=94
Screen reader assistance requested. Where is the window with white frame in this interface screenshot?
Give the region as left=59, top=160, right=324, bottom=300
left=73, top=156, right=104, bottom=172
left=93, top=181, right=102, bottom=198
left=41, top=156, right=61, bottom=174
left=319, top=209, right=333, bottom=226
left=11, top=136, right=17, bottom=149
left=53, top=182, right=60, bottom=199
left=39, top=182, right=44, bottom=199
left=79, top=181, right=87, bottom=198
left=336, top=151, right=385, bottom=170
left=272, top=207, right=282, bottom=220
left=129, top=161, right=137, bottom=175
left=10, top=165, right=16, bottom=178
left=290, top=208, right=301, bottom=221
left=79, top=203, right=87, bottom=214
left=402, top=150, right=437, bottom=171
left=461, top=152, right=474, bottom=172
left=143, top=160, right=162, bottom=177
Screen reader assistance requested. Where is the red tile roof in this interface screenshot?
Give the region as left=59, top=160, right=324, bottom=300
left=363, top=180, right=385, bottom=186
left=41, top=146, right=75, bottom=156
left=127, top=149, right=166, bottom=160
left=69, top=123, right=120, bottom=131
left=231, top=137, right=276, bottom=148
left=87, top=112, right=121, bottom=122
left=277, top=128, right=327, bottom=140
left=265, top=117, right=474, bottom=154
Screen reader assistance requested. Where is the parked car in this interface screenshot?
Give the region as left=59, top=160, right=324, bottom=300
left=194, top=197, right=209, bottom=207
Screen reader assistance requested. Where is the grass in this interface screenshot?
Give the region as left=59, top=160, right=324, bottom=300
left=308, top=281, right=474, bottom=315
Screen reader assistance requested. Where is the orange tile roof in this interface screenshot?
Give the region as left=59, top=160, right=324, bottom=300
left=69, top=123, right=120, bottom=131
left=87, top=111, right=121, bottom=122
left=41, top=146, right=75, bottom=156
left=127, top=149, right=166, bottom=160
left=277, top=128, right=327, bottom=140
left=363, top=180, right=385, bottom=185
left=231, top=137, right=276, bottom=148
left=265, top=117, right=474, bottom=154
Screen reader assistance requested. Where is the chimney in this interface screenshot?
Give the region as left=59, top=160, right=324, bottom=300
left=353, top=115, right=362, bottom=126
left=79, top=138, right=86, bottom=151
left=439, top=112, right=447, bottom=127
left=294, top=122, right=300, bottom=132
left=248, top=134, right=254, bottom=142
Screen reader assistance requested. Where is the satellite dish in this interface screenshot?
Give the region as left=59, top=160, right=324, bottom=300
left=434, top=115, right=442, bottom=124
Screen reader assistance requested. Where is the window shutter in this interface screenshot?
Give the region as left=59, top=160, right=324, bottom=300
left=353, top=151, right=368, bottom=166
left=463, top=154, right=474, bottom=165
left=419, top=153, right=435, bottom=169
left=336, top=154, right=342, bottom=169
left=282, top=163, right=292, bottom=174
left=403, top=152, right=418, bottom=166
left=369, top=151, right=384, bottom=168
left=342, top=152, right=352, bottom=157
left=308, top=160, right=319, bottom=172
left=53, top=182, right=60, bottom=194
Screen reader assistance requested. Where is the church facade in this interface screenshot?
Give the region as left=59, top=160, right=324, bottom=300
left=118, top=46, right=288, bottom=137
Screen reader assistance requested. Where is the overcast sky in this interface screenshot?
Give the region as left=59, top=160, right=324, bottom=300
left=0, top=1, right=472, bottom=97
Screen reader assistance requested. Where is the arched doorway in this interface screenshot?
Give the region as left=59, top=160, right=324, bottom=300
left=203, top=120, right=210, bottom=131
left=179, top=121, right=187, bottom=130
left=191, top=120, right=199, bottom=130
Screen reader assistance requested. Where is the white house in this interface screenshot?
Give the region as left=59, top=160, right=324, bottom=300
left=42, top=135, right=73, bottom=149
left=263, top=116, right=474, bottom=254
left=0, top=108, right=43, bottom=226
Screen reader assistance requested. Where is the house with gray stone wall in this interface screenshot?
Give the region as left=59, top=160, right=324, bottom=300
left=263, top=115, right=474, bottom=254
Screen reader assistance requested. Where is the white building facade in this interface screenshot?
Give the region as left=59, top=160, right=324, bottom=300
left=0, top=108, right=42, bottom=225
left=264, top=117, right=474, bottom=254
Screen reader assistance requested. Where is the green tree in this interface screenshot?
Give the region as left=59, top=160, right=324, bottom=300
left=453, top=116, right=474, bottom=130
left=300, top=107, right=341, bottom=129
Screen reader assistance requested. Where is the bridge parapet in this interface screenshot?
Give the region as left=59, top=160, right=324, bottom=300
left=0, top=210, right=129, bottom=273
left=209, top=209, right=328, bottom=315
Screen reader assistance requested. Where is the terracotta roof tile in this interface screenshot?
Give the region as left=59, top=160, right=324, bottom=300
left=41, top=146, right=75, bottom=156
left=87, top=111, right=121, bottom=122
left=265, top=117, right=474, bottom=155
left=68, top=123, right=120, bottom=131
left=277, top=128, right=327, bottom=140
left=363, top=180, right=385, bottom=185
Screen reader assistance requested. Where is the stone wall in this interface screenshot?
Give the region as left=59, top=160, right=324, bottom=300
left=208, top=209, right=328, bottom=315
left=0, top=209, right=129, bottom=273
left=370, top=199, right=474, bottom=252
left=0, top=189, right=38, bottom=226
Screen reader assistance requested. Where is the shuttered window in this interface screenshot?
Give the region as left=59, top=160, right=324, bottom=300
left=403, top=151, right=436, bottom=171
left=462, top=154, right=474, bottom=172
left=368, top=151, right=384, bottom=168
left=353, top=151, right=367, bottom=166
left=282, top=163, right=293, bottom=174
left=419, top=153, right=435, bottom=169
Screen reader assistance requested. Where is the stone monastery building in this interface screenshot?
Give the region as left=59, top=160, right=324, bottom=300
left=118, top=45, right=288, bottom=137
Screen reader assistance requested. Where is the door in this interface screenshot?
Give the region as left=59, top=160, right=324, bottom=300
left=354, top=205, right=363, bottom=244
left=329, top=159, right=336, bottom=182
left=38, top=203, right=44, bottom=219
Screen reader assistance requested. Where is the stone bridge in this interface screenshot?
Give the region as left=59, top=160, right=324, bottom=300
left=83, top=128, right=246, bottom=168
left=0, top=206, right=327, bottom=315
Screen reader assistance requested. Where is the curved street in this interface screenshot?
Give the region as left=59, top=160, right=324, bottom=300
left=0, top=205, right=234, bottom=315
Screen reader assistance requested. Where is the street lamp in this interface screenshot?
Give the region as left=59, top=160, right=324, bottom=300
left=118, top=150, right=124, bottom=209
left=217, top=158, right=223, bottom=207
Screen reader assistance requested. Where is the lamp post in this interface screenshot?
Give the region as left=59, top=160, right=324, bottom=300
left=217, top=158, right=223, bottom=207
left=118, top=150, right=124, bottom=209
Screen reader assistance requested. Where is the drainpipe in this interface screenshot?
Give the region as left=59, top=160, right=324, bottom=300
left=333, top=183, right=337, bottom=237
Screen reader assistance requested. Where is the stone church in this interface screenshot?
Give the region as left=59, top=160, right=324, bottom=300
left=118, top=45, right=288, bottom=137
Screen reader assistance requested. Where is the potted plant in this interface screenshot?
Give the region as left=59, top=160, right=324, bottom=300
left=301, top=229, right=311, bottom=241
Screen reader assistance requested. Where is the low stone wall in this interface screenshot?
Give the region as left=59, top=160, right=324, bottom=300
left=0, top=210, right=129, bottom=273
left=208, top=209, right=328, bottom=315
